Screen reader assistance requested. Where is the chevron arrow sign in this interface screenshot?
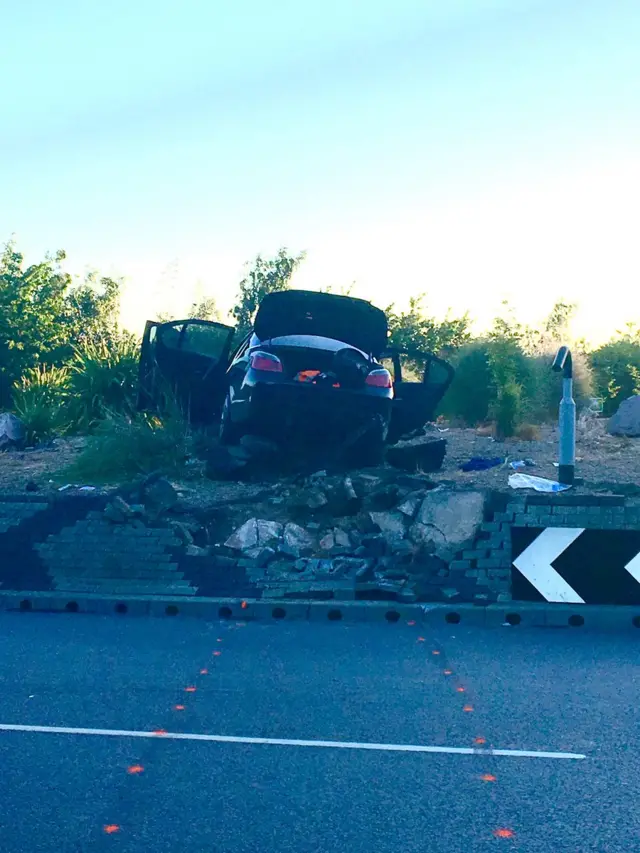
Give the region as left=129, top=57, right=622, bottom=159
left=511, top=527, right=640, bottom=604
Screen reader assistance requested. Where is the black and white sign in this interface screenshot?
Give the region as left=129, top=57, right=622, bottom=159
left=511, top=527, right=640, bottom=604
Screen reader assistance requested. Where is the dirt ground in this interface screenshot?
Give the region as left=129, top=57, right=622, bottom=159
left=0, top=416, right=637, bottom=498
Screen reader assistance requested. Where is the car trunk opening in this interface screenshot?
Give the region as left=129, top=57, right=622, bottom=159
left=253, top=290, right=388, bottom=358
left=255, top=340, right=377, bottom=390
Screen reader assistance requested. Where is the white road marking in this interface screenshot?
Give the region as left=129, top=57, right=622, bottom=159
left=513, top=528, right=586, bottom=603
left=0, top=724, right=585, bottom=760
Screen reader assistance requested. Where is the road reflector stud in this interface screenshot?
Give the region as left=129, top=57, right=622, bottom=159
left=127, top=765, right=144, bottom=775
left=456, top=687, right=465, bottom=693
left=213, top=651, right=221, bottom=657
left=184, top=687, right=196, bottom=693
left=463, top=705, right=474, bottom=712
left=493, top=829, right=515, bottom=839
left=200, top=669, right=208, bottom=675
left=174, top=705, right=185, bottom=711
left=104, top=824, right=120, bottom=834
left=407, top=620, right=416, bottom=626
left=474, top=737, right=486, bottom=745
left=480, top=774, right=496, bottom=782
left=432, top=650, right=440, bottom=655
left=241, top=600, right=248, bottom=609
left=444, top=670, right=453, bottom=676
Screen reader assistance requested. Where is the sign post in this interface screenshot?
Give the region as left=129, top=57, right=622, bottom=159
left=551, top=346, right=575, bottom=486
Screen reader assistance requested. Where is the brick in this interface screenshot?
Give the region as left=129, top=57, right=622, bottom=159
left=493, top=512, right=514, bottom=523
left=478, top=557, right=510, bottom=569
left=449, top=560, right=472, bottom=571
left=481, top=522, right=501, bottom=532
left=462, top=549, right=490, bottom=560
left=464, top=570, right=480, bottom=578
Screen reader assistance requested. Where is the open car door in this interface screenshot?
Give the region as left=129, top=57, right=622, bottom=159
left=383, top=349, right=454, bottom=443
left=138, top=319, right=235, bottom=425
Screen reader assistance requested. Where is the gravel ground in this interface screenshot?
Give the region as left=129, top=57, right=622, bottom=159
left=428, top=417, right=640, bottom=493
left=0, top=417, right=637, bottom=498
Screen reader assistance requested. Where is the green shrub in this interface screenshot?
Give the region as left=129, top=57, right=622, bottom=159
left=11, top=365, right=71, bottom=444
left=490, top=378, right=523, bottom=439
left=590, top=327, right=640, bottom=415
left=439, top=342, right=492, bottom=425
left=69, top=412, right=190, bottom=482
left=67, top=335, right=139, bottom=431
left=440, top=311, right=594, bottom=430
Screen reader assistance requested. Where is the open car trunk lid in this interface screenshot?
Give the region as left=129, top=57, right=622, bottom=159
left=253, top=290, right=389, bottom=358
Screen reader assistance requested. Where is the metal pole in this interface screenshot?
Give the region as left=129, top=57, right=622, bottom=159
left=552, top=346, right=575, bottom=486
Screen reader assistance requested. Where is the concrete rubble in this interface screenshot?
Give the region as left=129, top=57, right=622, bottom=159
left=96, top=465, right=507, bottom=604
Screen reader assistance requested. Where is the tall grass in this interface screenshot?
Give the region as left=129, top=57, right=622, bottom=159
left=67, top=336, right=139, bottom=431
left=11, top=366, right=71, bottom=444
left=69, top=411, right=191, bottom=483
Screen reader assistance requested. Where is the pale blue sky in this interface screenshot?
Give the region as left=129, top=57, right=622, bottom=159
left=2, top=0, right=639, bottom=341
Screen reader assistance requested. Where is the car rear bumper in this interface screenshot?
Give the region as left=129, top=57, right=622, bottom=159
left=242, top=382, right=392, bottom=443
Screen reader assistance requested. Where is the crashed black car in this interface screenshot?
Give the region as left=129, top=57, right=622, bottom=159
left=138, top=290, right=453, bottom=462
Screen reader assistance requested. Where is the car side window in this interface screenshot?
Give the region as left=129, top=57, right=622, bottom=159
left=181, top=323, right=231, bottom=361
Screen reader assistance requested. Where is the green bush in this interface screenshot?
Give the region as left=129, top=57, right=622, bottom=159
left=590, top=327, right=640, bottom=415
left=439, top=342, right=492, bottom=425
left=439, top=305, right=594, bottom=431
left=69, top=412, right=190, bottom=482
left=11, top=365, right=71, bottom=444
left=67, top=336, right=139, bottom=431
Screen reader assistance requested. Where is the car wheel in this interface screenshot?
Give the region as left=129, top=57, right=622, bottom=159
left=219, top=394, right=241, bottom=445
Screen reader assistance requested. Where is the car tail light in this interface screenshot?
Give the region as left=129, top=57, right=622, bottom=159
left=365, top=368, right=392, bottom=388
left=249, top=351, right=283, bottom=373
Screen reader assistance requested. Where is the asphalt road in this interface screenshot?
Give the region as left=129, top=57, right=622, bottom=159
left=0, top=612, right=638, bottom=852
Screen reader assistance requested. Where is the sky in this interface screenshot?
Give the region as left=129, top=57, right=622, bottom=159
left=2, top=0, right=639, bottom=344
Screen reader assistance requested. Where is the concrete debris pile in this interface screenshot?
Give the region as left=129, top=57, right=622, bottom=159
left=204, top=432, right=448, bottom=480
left=99, top=467, right=509, bottom=605
left=217, top=472, right=506, bottom=604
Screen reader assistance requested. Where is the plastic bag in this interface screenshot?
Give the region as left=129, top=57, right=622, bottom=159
left=508, top=473, right=571, bottom=493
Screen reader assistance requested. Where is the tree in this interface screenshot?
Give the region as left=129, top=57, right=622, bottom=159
left=0, top=239, right=127, bottom=407
left=590, top=324, right=640, bottom=415
left=385, top=295, right=470, bottom=354
left=188, top=297, right=220, bottom=321
left=0, top=241, right=69, bottom=405
left=231, top=248, right=306, bottom=338
left=58, top=271, right=123, bottom=352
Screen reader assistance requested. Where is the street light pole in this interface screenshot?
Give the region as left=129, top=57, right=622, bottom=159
left=551, top=345, right=575, bottom=486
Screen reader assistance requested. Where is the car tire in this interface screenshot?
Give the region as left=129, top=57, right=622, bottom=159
left=219, top=394, right=241, bottom=445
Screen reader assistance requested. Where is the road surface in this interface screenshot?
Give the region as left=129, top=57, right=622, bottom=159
left=0, top=611, right=638, bottom=851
